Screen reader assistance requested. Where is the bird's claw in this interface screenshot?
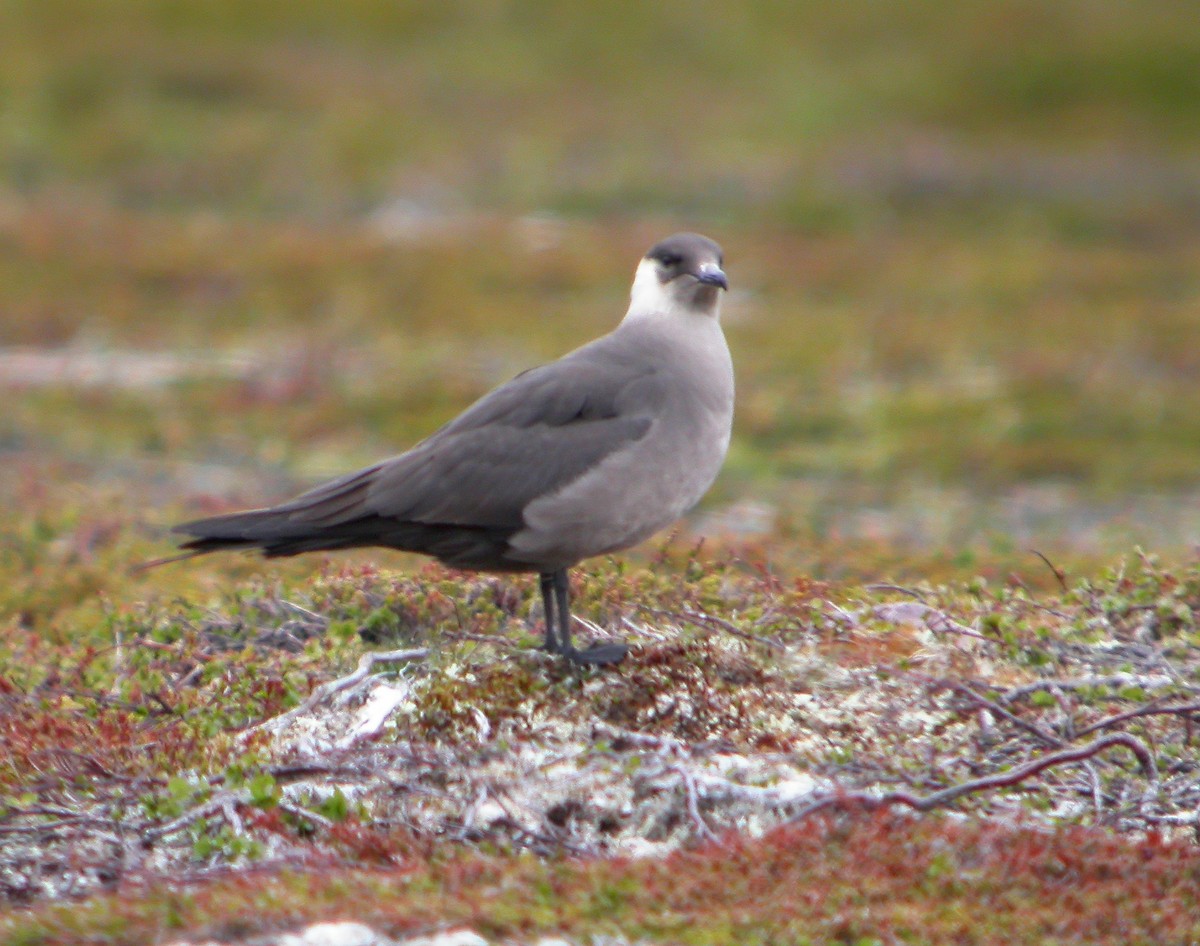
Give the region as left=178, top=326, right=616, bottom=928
left=562, top=641, right=628, bottom=666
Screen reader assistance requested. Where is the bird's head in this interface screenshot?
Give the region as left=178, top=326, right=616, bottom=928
left=628, top=232, right=727, bottom=320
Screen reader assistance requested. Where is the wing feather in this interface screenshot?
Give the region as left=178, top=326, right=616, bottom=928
left=174, top=335, right=665, bottom=560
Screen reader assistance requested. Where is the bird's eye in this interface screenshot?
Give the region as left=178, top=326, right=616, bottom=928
left=658, top=254, right=681, bottom=267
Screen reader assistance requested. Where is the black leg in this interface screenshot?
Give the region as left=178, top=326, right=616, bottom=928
left=539, top=571, right=559, bottom=652
left=552, top=568, right=628, bottom=666
left=552, top=568, right=573, bottom=652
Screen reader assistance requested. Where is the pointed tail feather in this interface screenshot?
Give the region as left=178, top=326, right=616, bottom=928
left=129, top=548, right=206, bottom=574
left=173, top=506, right=325, bottom=556
left=170, top=461, right=388, bottom=557
left=170, top=505, right=518, bottom=570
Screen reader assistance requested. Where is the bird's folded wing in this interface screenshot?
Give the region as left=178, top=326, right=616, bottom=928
left=366, top=354, right=665, bottom=528
left=180, top=354, right=665, bottom=538
left=365, top=416, right=653, bottom=528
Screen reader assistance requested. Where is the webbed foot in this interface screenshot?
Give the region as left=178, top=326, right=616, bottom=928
left=561, top=641, right=628, bottom=666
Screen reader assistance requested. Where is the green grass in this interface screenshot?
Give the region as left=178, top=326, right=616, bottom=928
left=2, top=0, right=1199, bottom=217
left=3, top=0, right=1199, bottom=534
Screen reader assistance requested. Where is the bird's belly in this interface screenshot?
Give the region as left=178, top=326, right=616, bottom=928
left=506, top=412, right=730, bottom=571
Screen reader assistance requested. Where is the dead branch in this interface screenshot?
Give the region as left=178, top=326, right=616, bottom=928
left=278, top=800, right=334, bottom=830
left=640, top=606, right=785, bottom=650
left=792, top=733, right=1155, bottom=820
left=669, top=765, right=719, bottom=843
left=141, top=790, right=335, bottom=844
left=0, top=814, right=124, bottom=836
left=944, top=681, right=1068, bottom=748
left=872, top=602, right=992, bottom=642
left=1075, top=700, right=1200, bottom=739
left=1031, top=549, right=1069, bottom=593
left=246, top=647, right=428, bottom=736
left=864, top=583, right=928, bottom=600
left=1002, top=674, right=1183, bottom=704
left=441, top=630, right=525, bottom=649
left=142, top=791, right=246, bottom=843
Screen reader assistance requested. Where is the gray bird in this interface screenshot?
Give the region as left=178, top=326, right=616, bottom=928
left=174, top=233, right=733, bottom=665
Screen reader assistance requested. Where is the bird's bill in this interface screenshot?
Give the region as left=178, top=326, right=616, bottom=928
left=694, top=262, right=729, bottom=290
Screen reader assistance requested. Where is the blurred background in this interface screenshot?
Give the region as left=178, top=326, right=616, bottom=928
left=3, top=0, right=1200, bottom=614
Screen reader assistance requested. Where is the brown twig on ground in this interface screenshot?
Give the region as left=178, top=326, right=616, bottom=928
left=142, top=791, right=246, bottom=843
left=670, top=764, right=719, bottom=843
left=442, top=630, right=526, bottom=649
left=1075, top=699, right=1200, bottom=739
left=792, top=733, right=1155, bottom=820
left=246, top=646, right=429, bottom=736
left=1001, top=674, right=1183, bottom=704
left=871, top=601, right=992, bottom=642
left=865, top=583, right=928, bottom=600
left=0, top=814, right=123, bottom=836
left=278, top=800, right=334, bottom=830
left=1031, top=549, right=1069, bottom=593
left=640, top=606, right=785, bottom=651
left=940, top=680, right=1068, bottom=748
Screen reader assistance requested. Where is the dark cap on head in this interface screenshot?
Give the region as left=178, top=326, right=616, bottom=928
left=645, top=233, right=728, bottom=290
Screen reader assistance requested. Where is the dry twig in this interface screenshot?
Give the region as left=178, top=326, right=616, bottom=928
left=1075, top=699, right=1200, bottom=739
left=1002, top=674, right=1182, bottom=704
left=640, top=606, right=785, bottom=650
left=792, top=733, right=1155, bottom=820
left=246, top=647, right=428, bottom=736
left=670, top=764, right=720, bottom=843
left=937, top=680, right=1068, bottom=748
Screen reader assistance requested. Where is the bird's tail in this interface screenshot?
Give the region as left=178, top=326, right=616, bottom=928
left=158, top=459, right=514, bottom=570
left=168, top=462, right=387, bottom=558
left=172, top=506, right=364, bottom=558
left=128, top=548, right=206, bottom=574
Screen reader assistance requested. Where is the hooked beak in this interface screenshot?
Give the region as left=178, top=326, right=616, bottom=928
left=693, top=262, right=729, bottom=291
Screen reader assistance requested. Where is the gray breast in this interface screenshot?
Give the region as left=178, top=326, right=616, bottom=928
left=504, top=316, right=734, bottom=571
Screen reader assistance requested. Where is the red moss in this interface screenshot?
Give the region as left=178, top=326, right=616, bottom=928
left=9, top=812, right=1199, bottom=945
